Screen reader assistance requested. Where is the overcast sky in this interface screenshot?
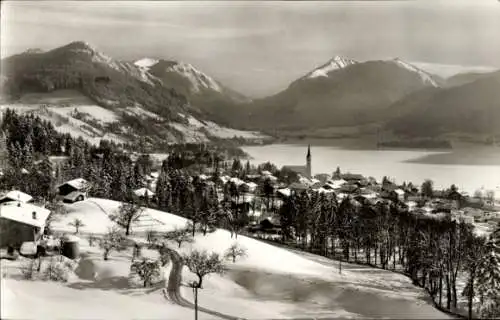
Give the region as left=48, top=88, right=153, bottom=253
left=1, top=0, right=499, bottom=97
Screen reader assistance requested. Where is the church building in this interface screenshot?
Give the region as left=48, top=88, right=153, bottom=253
left=282, top=145, right=312, bottom=179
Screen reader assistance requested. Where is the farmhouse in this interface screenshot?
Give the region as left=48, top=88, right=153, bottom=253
left=0, top=201, right=51, bottom=247
left=57, top=178, right=89, bottom=203
left=0, top=190, right=34, bottom=204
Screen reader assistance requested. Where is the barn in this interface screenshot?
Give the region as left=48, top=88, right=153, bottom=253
left=0, top=201, right=51, bottom=248
left=58, top=178, right=89, bottom=203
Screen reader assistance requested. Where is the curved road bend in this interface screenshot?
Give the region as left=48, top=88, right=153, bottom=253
left=163, top=248, right=245, bottom=320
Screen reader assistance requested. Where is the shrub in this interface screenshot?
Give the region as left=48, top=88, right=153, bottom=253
left=43, top=257, right=71, bottom=282
left=21, top=258, right=37, bottom=280
left=224, top=242, right=247, bottom=263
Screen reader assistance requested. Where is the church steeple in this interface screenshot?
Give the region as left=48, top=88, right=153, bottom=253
left=306, top=144, right=311, bottom=178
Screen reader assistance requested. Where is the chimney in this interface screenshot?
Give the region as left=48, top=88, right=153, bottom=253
left=32, top=211, right=37, bottom=219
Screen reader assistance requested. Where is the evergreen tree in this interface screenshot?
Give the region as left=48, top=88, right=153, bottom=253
left=475, top=243, right=500, bottom=318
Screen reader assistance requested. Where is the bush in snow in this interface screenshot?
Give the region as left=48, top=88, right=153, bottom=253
left=129, top=258, right=161, bottom=288
left=224, top=242, right=247, bottom=263
left=88, top=234, right=97, bottom=247
left=20, top=258, right=37, bottom=280
left=43, top=256, right=73, bottom=282
left=99, top=227, right=127, bottom=260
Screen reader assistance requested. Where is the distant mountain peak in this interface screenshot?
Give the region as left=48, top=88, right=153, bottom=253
left=153, top=60, right=222, bottom=93
left=23, top=48, right=44, bottom=54
left=392, top=58, right=439, bottom=87
left=305, top=55, right=358, bottom=79
left=134, top=58, right=159, bottom=70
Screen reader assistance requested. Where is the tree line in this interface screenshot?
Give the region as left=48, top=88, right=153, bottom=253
left=275, top=190, right=499, bottom=319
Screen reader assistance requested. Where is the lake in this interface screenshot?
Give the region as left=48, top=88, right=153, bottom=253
left=242, top=143, right=500, bottom=196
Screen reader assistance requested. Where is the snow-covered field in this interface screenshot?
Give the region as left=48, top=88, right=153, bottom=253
left=2, top=198, right=451, bottom=319
left=177, top=114, right=267, bottom=141
left=1, top=89, right=267, bottom=145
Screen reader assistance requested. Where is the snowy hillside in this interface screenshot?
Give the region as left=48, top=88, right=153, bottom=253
left=305, top=56, right=358, bottom=79
left=30, top=197, right=451, bottom=320
left=393, top=58, right=439, bottom=87
left=0, top=89, right=266, bottom=146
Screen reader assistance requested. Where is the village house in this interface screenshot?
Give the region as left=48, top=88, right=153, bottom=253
left=0, top=201, right=51, bottom=248
left=0, top=190, right=34, bottom=204
left=134, top=187, right=155, bottom=199
left=57, top=178, right=89, bottom=203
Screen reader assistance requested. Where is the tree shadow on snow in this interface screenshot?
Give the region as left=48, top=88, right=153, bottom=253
left=67, top=276, right=130, bottom=291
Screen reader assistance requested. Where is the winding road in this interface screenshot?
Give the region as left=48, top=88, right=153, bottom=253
left=162, top=248, right=245, bottom=320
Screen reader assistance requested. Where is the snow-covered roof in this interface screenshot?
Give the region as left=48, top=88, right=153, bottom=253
left=261, top=170, right=272, bottom=176
left=0, top=190, right=33, bottom=203
left=59, top=178, right=89, bottom=190
left=219, top=175, right=230, bottom=184
left=150, top=171, right=160, bottom=179
left=277, top=188, right=291, bottom=197
left=245, top=182, right=258, bottom=190
left=317, top=188, right=336, bottom=194
left=198, top=174, right=210, bottom=181
left=134, top=188, right=155, bottom=198
left=229, top=177, right=245, bottom=186
left=395, top=189, right=405, bottom=195
left=0, top=202, right=51, bottom=228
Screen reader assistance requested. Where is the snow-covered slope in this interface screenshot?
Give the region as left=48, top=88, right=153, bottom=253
left=37, top=197, right=450, bottom=319
left=393, top=58, right=439, bottom=87
left=0, top=89, right=265, bottom=145
left=305, top=56, right=358, bottom=79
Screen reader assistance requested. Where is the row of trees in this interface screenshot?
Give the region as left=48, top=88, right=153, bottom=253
left=275, top=191, right=499, bottom=318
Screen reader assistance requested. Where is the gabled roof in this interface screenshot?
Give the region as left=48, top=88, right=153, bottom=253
left=245, top=182, right=258, bottom=189
left=277, top=188, right=292, bottom=197
left=0, top=190, right=33, bottom=203
left=58, top=178, right=89, bottom=190
left=0, top=202, right=51, bottom=228
left=134, top=188, right=155, bottom=198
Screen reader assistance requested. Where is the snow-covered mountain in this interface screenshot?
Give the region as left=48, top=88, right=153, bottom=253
left=134, top=57, right=159, bottom=70
left=242, top=57, right=441, bottom=130
left=304, top=56, right=358, bottom=79
left=392, top=58, right=439, bottom=87
left=0, top=41, right=265, bottom=147
left=144, top=59, right=251, bottom=124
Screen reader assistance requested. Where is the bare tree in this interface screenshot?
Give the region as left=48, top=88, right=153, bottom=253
left=112, top=200, right=144, bottom=236
left=68, top=218, right=85, bottom=234
left=182, top=250, right=226, bottom=320
left=130, top=259, right=161, bottom=288
left=224, top=242, right=247, bottom=263
left=165, top=227, right=193, bottom=248
left=99, top=227, right=126, bottom=260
